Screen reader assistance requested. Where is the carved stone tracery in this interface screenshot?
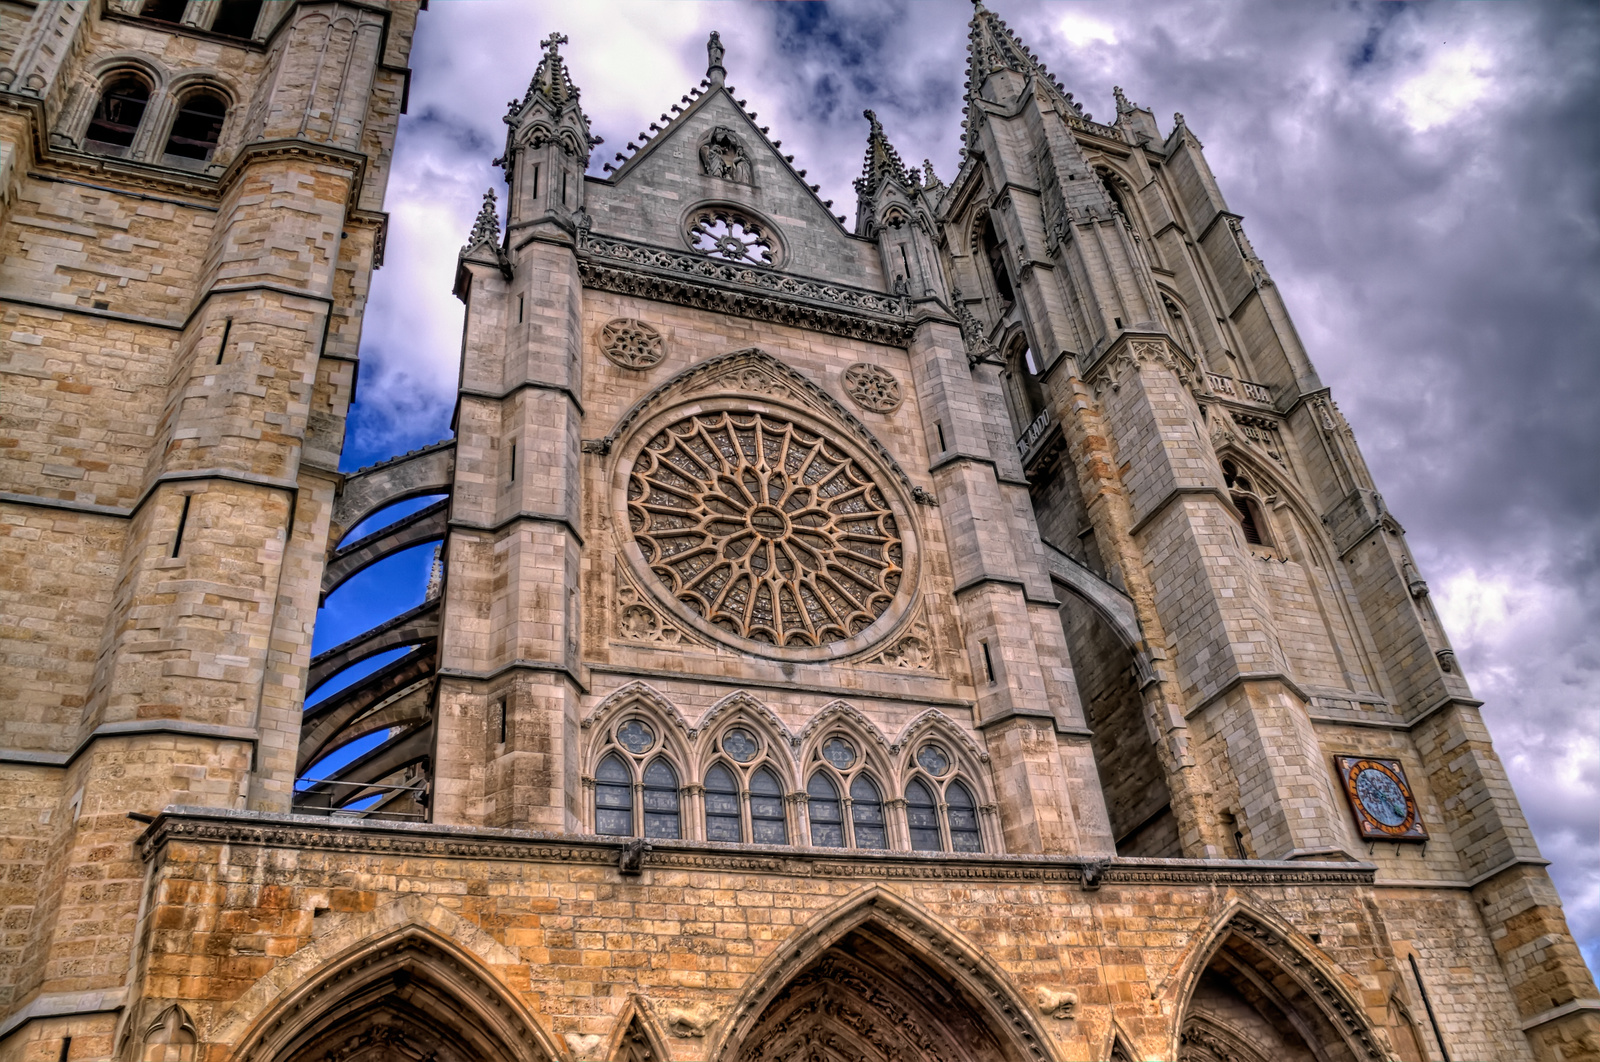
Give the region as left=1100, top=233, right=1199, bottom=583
left=628, top=411, right=903, bottom=648
left=841, top=363, right=903, bottom=414
left=601, top=318, right=665, bottom=369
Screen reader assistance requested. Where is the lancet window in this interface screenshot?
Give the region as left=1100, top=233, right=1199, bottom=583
left=592, top=717, right=683, bottom=839
left=1222, top=460, right=1274, bottom=549
left=702, top=725, right=789, bottom=845
left=905, top=742, right=984, bottom=853
left=805, top=733, right=887, bottom=849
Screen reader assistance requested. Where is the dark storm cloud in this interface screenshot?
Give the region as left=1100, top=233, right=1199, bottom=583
left=344, top=0, right=1599, bottom=966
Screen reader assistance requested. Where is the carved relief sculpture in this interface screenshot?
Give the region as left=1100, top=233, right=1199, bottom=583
left=600, top=318, right=666, bottom=369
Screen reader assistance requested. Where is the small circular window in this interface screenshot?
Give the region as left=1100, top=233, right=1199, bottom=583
left=822, top=737, right=856, bottom=770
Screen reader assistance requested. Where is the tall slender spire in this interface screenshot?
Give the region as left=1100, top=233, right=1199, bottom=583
left=853, top=109, right=913, bottom=199
left=963, top=2, right=1087, bottom=152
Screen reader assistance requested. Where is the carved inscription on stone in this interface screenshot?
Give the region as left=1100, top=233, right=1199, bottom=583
left=628, top=411, right=903, bottom=649
left=601, top=318, right=665, bottom=369
left=842, top=363, right=903, bottom=414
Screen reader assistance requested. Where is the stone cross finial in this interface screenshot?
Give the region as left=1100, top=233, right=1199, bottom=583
left=707, top=30, right=726, bottom=86
left=540, top=32, right=568, bottom=56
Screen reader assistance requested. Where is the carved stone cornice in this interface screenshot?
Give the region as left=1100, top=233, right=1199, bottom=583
left=137, top=808, right=1376, bottom=889
left=576, top=234, right=913, bottom=346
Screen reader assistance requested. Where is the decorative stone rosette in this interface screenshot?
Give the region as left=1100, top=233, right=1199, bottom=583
left=841, top=362, right=903, bottom=414
left=600, top=318, right=665, bottom=369
left=615, top=400, right=918, bottom=661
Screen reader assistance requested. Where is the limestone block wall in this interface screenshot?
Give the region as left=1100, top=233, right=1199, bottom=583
left=112, top=810, right=1544, bottom=1062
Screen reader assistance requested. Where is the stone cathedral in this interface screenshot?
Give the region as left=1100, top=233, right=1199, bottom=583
left=0, top=1, right=1594, bottom=1061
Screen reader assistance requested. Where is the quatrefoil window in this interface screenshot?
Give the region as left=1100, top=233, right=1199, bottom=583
left=686, top=207, right=774, bottom=265
left=627, top=411, right=903, bottom=649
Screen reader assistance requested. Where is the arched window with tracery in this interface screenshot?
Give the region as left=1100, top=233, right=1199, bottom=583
left=905, top=742, right=984, bottom=853
left=806, top=733, right=887, bottom=849
left=1222, top=460, right=1273, bottom=549
left=642, top=758, right=680, bottom=839
left=702, top=725, right=790, bottom=845
left=590, top=715, right=683, bottom=839
left=595, top=753, right=633, bottom=837
left=162, top=91, right=226, bottom=166
left=85, top=74, right=151, bottom=155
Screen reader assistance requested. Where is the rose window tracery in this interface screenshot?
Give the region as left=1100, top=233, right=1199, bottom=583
left=842, top=363, right=903, bottom=413
left=627, top=411, right=903, bottom=648
left=686, top=207, right=773, bottom=264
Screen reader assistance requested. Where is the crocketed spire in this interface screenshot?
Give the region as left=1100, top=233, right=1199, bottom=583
left=852, top=109, right=914, bottom=198
left=501, top=31, right=598, bottom=171
left=963, top=1, right=1087, bottom=151
left=461, top=189, right=500, bottom=258
left=524, top=32, right=577, bottom=109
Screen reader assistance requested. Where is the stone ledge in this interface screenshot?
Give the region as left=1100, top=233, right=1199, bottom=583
left=138, top=806, right=1377, bottom=886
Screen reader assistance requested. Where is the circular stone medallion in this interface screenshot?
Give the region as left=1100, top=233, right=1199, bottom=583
left=842, top=363, right=903, bottom=414
left=600, top=318, right=665, bottom=370
left=625, top=409, right=911, bottom=657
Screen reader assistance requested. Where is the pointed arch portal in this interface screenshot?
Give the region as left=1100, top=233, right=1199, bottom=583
left=1175, top=914, right=1389, bottom=1062
left=238, top=930, right=554, bottom=1062
left=718, top=890, right=1049, bottom=1062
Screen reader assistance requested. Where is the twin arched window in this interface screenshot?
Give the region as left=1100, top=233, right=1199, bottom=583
left=84, top=72, right=228, bottom=167
left=590, top=716, right=985, bottom=853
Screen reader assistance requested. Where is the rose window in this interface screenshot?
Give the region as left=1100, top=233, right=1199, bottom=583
left=627, top=411, right=903, bottom=648
left=686, top=207, right=773, bottom=265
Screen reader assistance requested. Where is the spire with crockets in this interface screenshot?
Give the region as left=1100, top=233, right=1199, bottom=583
left=963, top=0, right=1088, bottom=152
left=500, top=31, right=600, bottom=175
left=460, top=188, right=500, bottom=259
left=853, top=109, right=915, bottom=200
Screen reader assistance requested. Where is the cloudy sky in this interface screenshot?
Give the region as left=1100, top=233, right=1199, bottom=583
left=318, top=0, right=1600, bottom=968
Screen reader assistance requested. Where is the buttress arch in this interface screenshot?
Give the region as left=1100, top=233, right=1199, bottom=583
left=1164, top=902, right=1392, bottom=1062
left=708, top=886, right=1058, bottom=1062
left=230, top=925, right=562, bottom=1062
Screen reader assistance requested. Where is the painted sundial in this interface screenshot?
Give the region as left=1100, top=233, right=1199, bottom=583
left=1334, top=756, right=1428, bottom=841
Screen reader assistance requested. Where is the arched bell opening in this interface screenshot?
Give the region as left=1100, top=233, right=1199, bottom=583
left=1178, top=927, right=1384, bottom=1062
left=239, top=932, right=553, bottom=1062
left=728, top=921, right=1036, bottom=1062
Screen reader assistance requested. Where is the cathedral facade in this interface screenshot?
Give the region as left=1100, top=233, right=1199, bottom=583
left=0, top=2, right=1594, bottom=1061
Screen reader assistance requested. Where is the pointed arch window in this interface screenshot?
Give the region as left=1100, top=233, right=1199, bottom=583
left=906, top=778, right=940, bottom=852
left=85, top=75, right=151, bottom=154
left=595, top=754, right=633, bottom=837
left=591, top=715, right=685, bottom=839
left=947, top=780, right=982, bottom=852
left=163, top=91, right=226, bottom=164
left=905, top=745, right=985, bottom=853
left=702, top=726, right=791, bottom=845
left=807, top=772, right=844, bottom=847
left=1222, top=460, right=1274, bottom=549
left=750, top=766, right=788, bottom=844
left=850, top=775, right=887, bottom=849
left=806, top=732, right=887, bottom=849
left=642, top=758, right=681, bottom=838
left=704, top=762, right=742, bottom=842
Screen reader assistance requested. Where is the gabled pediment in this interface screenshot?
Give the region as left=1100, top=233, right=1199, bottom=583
left=581, top=44, right=886, bottom=290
